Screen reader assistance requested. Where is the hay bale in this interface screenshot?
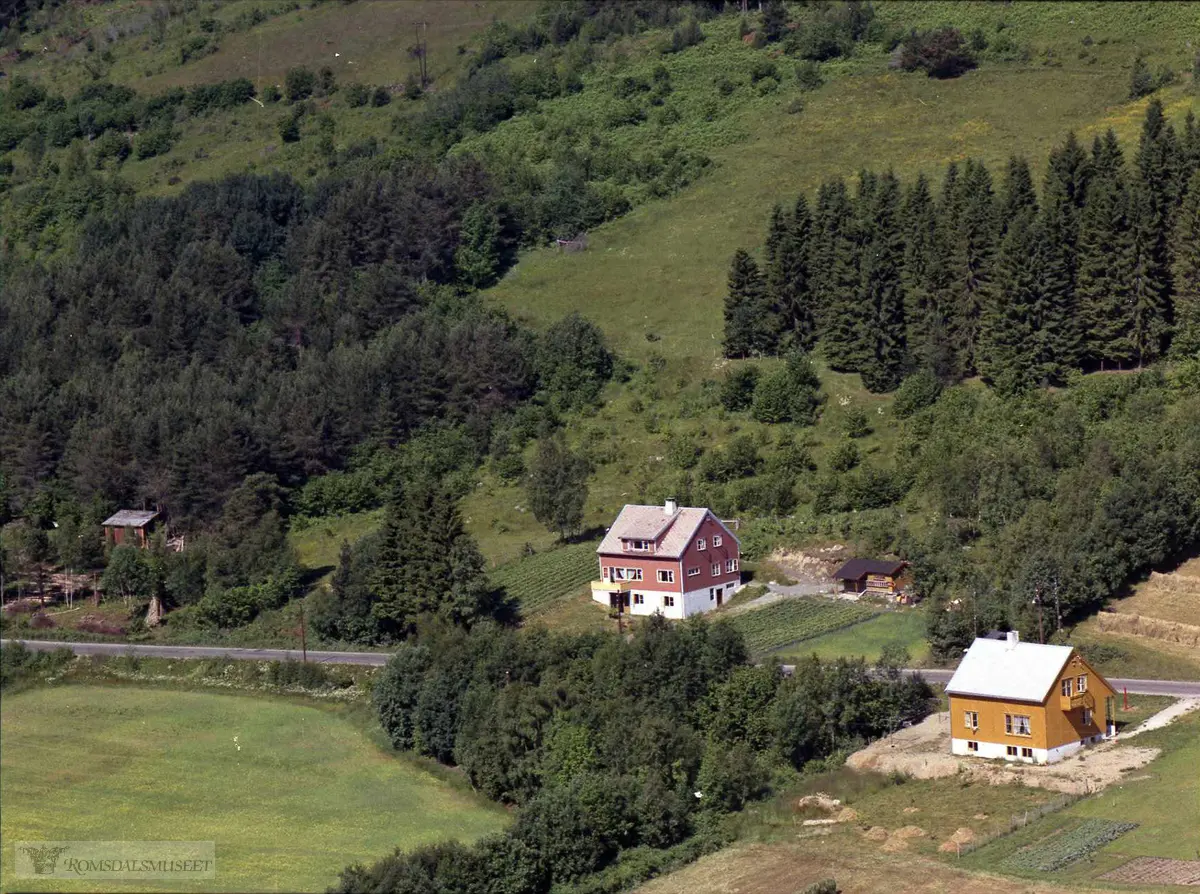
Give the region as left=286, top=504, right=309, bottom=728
left=903, top=806, right=921, bottom=814
left=835, top=807, right=859, bottom=822
left=892, top=825, right=928, bottom=839
left=862, top=826, right=889, bottom=842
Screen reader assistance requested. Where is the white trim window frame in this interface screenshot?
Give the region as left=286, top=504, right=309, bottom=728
left=687, top=566, right=700, bottom=577
left=964, top=710, right=979, bottom=730
left=1061, top=678, right=1073, bottom=696
left=712, top=535, right=723, bottom=547
left=697, top=538, right=706, bottom=551
left=1077, top=674, right=1087, bottom=692
left=711, top=563, right=720, bottom=576
left=1005, top=714, right=1032, bottom=737
left=725, top=558, right=738, bottom=573
left=657, top=569, right=675, bottom=584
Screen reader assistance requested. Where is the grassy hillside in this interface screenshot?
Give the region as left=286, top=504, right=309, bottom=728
left=486, top=2, right=1200, bottom=361
left=0, top=685, right=508, bottom=892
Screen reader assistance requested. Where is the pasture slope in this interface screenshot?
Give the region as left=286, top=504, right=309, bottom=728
left=0, top=685, right=507, bottom=893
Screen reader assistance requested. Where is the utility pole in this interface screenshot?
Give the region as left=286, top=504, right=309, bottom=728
left=300, top=605, right=307, bottom=663
left=1033, top=585, right=1045, bottom=644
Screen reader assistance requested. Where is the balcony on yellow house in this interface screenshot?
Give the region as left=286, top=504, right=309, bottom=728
left=1059, top=689, right=1094, bottom=712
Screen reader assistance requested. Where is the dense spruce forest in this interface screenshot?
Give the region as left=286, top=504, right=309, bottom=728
left=725, top=99, right=1200, bottom=391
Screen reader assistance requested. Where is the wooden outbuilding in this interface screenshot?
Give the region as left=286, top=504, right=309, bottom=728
left=101, top=510, right=160, bottom=548
left=832, top=557, right=907, bottom=596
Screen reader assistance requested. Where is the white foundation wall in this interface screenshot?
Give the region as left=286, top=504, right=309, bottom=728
left=596, top=579, right=744, bottom=620
left=952, top=734, right=1107, bottom=765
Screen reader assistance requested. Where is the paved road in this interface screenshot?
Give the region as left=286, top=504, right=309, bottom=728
left=1, top=639, right=391, bottom=666
left=7, top=639, right=1200, bottom=697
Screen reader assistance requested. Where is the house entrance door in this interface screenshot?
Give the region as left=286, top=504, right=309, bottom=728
left=715, top=588, right=723, bottom=607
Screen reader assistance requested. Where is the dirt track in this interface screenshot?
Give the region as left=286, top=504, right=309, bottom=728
left=845, top=711, right=1164, bottom=795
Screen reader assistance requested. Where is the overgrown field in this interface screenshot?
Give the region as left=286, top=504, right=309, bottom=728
left=0, top=685, right=508, bottom=893
left=727, top=598, right=878, bottom=655
left=489, top=539, right=600, bottom=616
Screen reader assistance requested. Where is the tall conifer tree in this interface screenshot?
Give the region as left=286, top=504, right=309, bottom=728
left=1077, top=150, right=1135, bottom=369
left=765, top=196, right=816, bottom=350
left=901, top=174, right=953, bottom=377
left=1128, top=182, right=1171, bottom=365
left=1171, top=168, right=1200, bottom=356
left=812, top=179, right=864, bottom=369
left=1000, top=156, right=1037, bottom=227
left=948, top=159, right=998, bottom=376
left=979, top=208, right=1040, bottom=394
left=723, top=250, right=773, bottom=357
left=858, top=172, right=907, bottom=392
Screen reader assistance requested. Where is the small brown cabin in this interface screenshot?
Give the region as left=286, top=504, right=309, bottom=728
left=832, top=558, right=907, bottom=597
left=102, top=510, right=160, bottom=548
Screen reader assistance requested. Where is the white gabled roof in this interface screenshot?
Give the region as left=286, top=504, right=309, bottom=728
left=945, top=638, right=1074, bottom=704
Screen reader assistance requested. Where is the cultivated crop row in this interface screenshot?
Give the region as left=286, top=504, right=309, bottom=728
left=490, top=541, right=600, bottom=614
left=1004, top=819, right=1138, bottom=873
left=729, top=598, right=877, bottom=654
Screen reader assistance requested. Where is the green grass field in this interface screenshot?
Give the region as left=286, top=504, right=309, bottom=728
left=962, top=707, right=1200, bottom=882
left=0, top=685, right=508, bottom=893
left=727, top=598, right=878, bottom=655
left=774, top=609, right=930, bottom=665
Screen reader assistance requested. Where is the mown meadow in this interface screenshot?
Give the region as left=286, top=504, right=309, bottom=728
left=0, top=684, right=508, bottom=893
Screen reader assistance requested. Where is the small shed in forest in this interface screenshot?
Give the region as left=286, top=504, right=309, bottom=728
left=832, top=557, right=907, bottom=598
left=101, top=510, right=160, bottom=548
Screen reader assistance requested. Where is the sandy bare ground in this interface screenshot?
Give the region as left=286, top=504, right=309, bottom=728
left=637, top=841, right=1113, bottom=894
left=844, top=709, right=1179, bottom=795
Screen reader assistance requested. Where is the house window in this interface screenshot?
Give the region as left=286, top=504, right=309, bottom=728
left=1061, top=679, right=1073, bottom=697
left=1021, top=747, right=1033, bottom=758
left=1005, top=714, right=1031, bottom=737
left=1006, top=746, right=1018, bottom=756
left=614, top=568, right=642, bottom=582
left=697, top=538, right=706, bottom=551
left=1077, top=674, right=1087, bottom=692
left=712, top=535, right=723, bottom=547
left=664, top=595, right=675, bottom=607
left=725, top=558, right=738, bottom=573
left=688, top=566, right=700, bottom=577
left=711, top=563, right=720, bottom=576
left=967, top=740, right=978, bottom=752
left=625, top=539, right=651, bottom=552
left=633, top=593, right=645, bottom=605
left=1082, top=708, right=1093, bottom=726
left=964, top=711, right=979, bottom=730
left=657, top=569, right=675, bottom=583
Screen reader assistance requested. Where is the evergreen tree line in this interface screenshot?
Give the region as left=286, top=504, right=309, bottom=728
left=335, top=619, right=930, bottom=893
left=725, top=100, right=1200, bottom=394
left=0, top=160, right=614, bottom=536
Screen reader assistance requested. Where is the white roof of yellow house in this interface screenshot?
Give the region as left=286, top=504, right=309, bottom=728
left=945, top=635, right=1074, bottom=704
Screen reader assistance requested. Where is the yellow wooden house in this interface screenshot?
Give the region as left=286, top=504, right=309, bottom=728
left=945, top=632, right=1116, bottom=764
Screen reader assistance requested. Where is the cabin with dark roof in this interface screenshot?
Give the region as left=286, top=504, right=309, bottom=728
left=831, top=557, right=907, bottom=598
left=101, top=510, right=160, bottom=548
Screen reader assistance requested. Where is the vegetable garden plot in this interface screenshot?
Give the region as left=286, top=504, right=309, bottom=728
left=1003, top=819, right=1138, bottom=873
left=728, top=598, right=877, bottom=654
left=1101, top=857, right=1200, bottom=886
left=491, top=541, right=600, bottom=615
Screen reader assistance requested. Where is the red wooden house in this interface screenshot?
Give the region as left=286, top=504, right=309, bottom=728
left=592, top=500, right=742, bottom=619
